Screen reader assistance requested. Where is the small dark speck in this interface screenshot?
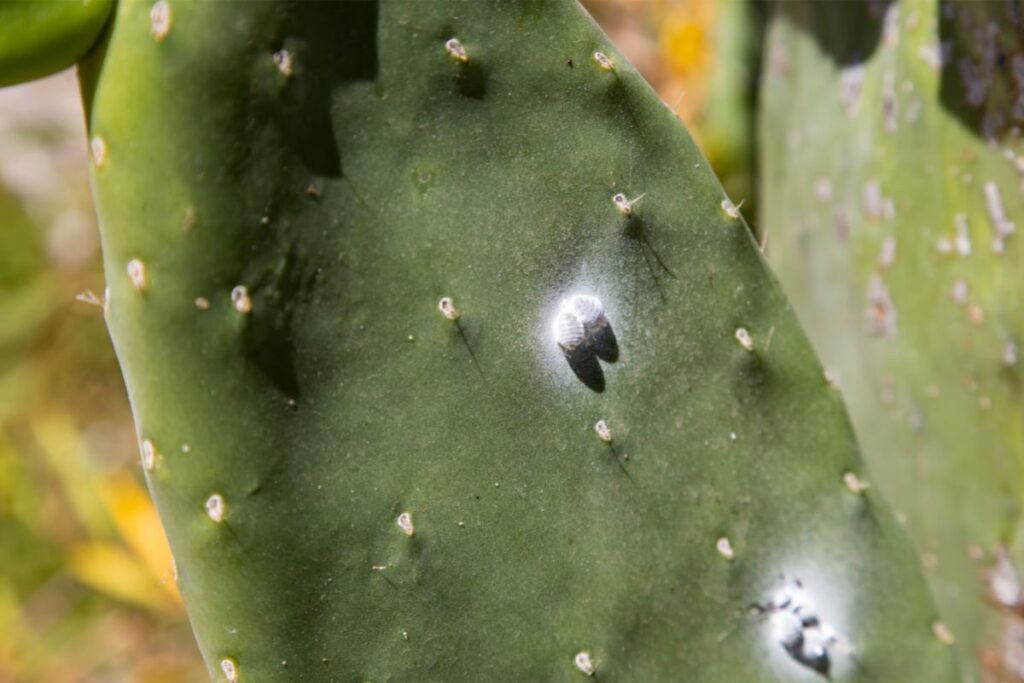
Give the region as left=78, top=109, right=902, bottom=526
left=567, top=58, right=574, bottom=68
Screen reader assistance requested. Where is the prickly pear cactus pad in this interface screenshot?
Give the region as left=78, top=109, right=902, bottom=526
left=4, top=0, right=958, bottom=680
left=0, top=0, right=113, bottom=87
left=760, top=0, right=1024, bottom=679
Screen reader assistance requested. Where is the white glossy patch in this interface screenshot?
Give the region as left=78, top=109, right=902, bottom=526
left=716, top=536, right=735, bottom=561
left=231, top=286, right=252, bottom=314
left=594, top=419, right=612, bottom=444
left=445, top=38, right=468, bottom=63
left=150, top=0, right=172, bottom=41
left=126, top=259, right=147, bottom=292
left=205, top=494, right=225, bottom=523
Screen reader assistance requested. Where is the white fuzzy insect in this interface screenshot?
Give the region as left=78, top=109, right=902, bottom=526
left=554, top=311, right=586, bottom=351
left=565, top=295, right=605, bottom=328
left=554, top=295, right=608, bottom=352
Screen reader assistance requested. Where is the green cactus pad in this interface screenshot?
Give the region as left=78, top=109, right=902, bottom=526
left=0, top=0, right=113, bottom=87
left=761, top=0, right=1024, bottom=678
left=69, top=0, right=957, bottom=680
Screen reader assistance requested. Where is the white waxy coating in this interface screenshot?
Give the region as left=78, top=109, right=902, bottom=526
left=774, top=610, right=804, bottom=650
left=574, top=651, right=595, bottom=676
left=565, top=295, right=604, bottom=328
left=716, top=536, right=735, bottom=560
left=594, top=420, right=612, bottom=444
left=554, top=311, right=585, bottom=351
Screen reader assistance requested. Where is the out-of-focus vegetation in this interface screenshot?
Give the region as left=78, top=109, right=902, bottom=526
left=0, top=3, right=751, bottom=680
left=0, top=71, right=205, bottom=683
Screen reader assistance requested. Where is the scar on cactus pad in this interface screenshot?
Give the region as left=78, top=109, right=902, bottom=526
left=0, top=0, right=961, bottom=681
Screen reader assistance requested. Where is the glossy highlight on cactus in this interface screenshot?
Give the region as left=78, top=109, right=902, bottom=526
left=1, top=1, right=958, bottom=681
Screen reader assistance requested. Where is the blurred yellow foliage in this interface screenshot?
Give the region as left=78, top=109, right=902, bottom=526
left=97, top=472, right=181, bottom=607
left=68, top=542, right=171, bottom=613
left=659, top=3, right=716, bottom=76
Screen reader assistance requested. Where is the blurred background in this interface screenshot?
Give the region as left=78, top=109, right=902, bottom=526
left=0, top=2, right=755, bottom=681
